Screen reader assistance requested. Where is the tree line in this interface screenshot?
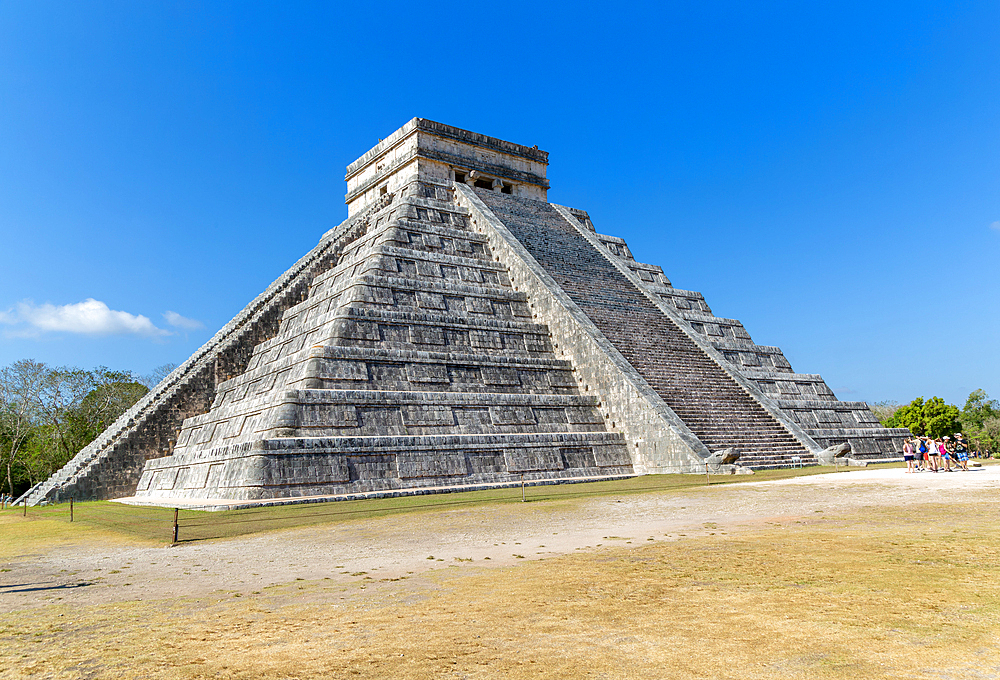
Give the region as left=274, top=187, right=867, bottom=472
left=0, top=360, right=175, bottom=497
left=872, top=389, right=1000, bottom=454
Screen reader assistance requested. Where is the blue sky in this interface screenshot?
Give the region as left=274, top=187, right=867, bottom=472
left=1, top=1, right=997, bottom=407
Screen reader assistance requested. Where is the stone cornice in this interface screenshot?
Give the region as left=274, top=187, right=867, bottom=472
left=344, top=145, right=549, bottom=206
left=346, top=118, right=548, bottom=179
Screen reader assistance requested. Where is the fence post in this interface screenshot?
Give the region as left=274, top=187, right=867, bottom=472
left=521, top=475, right=525, bottom=503
left=172, top=508, right=179, bottom=543
left=23, top=499, right=27, bottom=517
left=705, top=462, right=711, bottom=484
left=70, top=497, right=74, bottom=523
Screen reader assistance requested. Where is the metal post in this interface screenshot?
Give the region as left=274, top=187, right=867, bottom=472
left=172, top=508, right=179, bottom=543
left=521, top=475, right=525, bottom=502
left=705, top=462, right=711, bottom=484
left=23, top=499, right=27, bottom=517
left=70, top=497, right=74, bottom=523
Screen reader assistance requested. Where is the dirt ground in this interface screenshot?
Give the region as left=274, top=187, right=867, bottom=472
left=3, top=466, right=1000, bottom=679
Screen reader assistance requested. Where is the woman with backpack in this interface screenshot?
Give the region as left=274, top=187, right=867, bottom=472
left=916, top=437, right=929, bottom=471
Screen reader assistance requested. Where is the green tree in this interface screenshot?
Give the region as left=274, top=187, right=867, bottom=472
left=959, top=389, right=1000, bottom=454
left=981, top=417, right=1000, bottom=455
left=0, top=360, right=48, bottom=496
left=960, top=389, right=999, bottom=430
left=0, top=361, right=150, bottom=497
left=886, top=396, right=961, bottom=438
left=62, top=373, right=148, bottom=455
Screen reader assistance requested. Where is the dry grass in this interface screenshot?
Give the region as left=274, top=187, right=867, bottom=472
left=1, top=465, right=860, bottom=549
left=0, top=512, right=150, bottom=562
left=3, top=495, right=999, bottom=679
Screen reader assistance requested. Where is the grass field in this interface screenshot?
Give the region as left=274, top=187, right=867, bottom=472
left=2, top=463, right=890, bottom=555
left=4, top=462, right=999, bottom=679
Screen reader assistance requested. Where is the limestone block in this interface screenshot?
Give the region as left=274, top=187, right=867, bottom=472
left=401, top=405, right=454, bottom=427
left=339, top=320, right=381, bottom=342
left=481, top=367, right=520, bottom=385
left=468, top=451, right=505, bottom=474
left=393, top=290, right=417, bottom=307
left=406, top=363, right=449, bottom=383
left=565, top=407, right=603, bottom=424
left=397, top=451, right=467, bottom=478
left=535, top=408, right=568, bottom=425
left=444, top=329, right=470, bottom=347
left=490, top=406, right=537, bottom=426
left=409, top=326, right=446, bottom=345
left=379, top=324, right=410, bottom=344
left=300, top=405, right=358, bottom=428
left=593, top=446, right=631, bottom=467
left=321, top=360, right=369, bottom=381
left=356, top=407, right=405, bottom=432
left=467, top=297, right=494, bottom=314
left=416, top=291, right=446, bottom=309
left=347, top=454, right=397, bottom=481
left=156, top=469, right=178, bottom=490
left=455, top=407, right=491, bottom=428
left=505, top=448, right=564, bottom=472
left=559, top=447, right=596, bottom=468
left=470, top=330, right=504, bottom=350
left=184, top=465, right=211, bottom=489
left=444, top=296, right=467, bottom=314
left=416, top=260, right=441, bottom=278
left=518, top=371, right=550, bottom=391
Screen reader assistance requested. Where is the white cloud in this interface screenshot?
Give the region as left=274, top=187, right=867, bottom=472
left=0, top=299, right=169, bottom=338
left=163, top=311, right=204, bottom=330
left=990, top=220, right=1000, bottom=232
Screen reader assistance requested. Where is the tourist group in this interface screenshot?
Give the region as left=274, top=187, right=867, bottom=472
left=902, top=434, right=974, bottom=473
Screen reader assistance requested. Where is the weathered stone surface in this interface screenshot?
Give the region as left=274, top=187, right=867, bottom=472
left=23, top=118, right=907, bottom=507
left=816, top=442, right=852, bottom=465
left=706, top=448, right=741, bottom=467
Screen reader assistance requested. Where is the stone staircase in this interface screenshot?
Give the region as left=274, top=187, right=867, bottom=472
left=476, top=190, right=815, bottom=469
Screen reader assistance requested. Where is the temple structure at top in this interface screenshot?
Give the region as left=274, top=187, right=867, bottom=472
left=344, top=118, right=549, bottom=215
left=21, top=118, right=908, bottom=507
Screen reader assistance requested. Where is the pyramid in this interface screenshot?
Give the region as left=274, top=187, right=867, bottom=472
left=22, top=119, right=907, bottom=507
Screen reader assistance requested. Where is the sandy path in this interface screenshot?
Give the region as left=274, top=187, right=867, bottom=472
left=4, top=466, right=998, bottom=612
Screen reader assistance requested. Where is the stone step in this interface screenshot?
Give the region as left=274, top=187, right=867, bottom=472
left=177, top=389, right=608, bottom=442
left=218, top=346, right=579, bottom=396
left=134, top=430, right=634, bottom=502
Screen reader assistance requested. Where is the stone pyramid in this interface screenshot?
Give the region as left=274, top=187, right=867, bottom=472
left=22, top=119, right=907, bottom=507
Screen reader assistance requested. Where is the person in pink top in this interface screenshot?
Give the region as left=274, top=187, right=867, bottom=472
left=933, top=438, right=948, bottom=472
left=903, top=438, right=916, bottom=473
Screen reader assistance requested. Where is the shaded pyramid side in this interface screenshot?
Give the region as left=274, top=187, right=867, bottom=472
left=18, top=198, right=386, bottom=506
left=132, top=182, right=633, bottom=502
